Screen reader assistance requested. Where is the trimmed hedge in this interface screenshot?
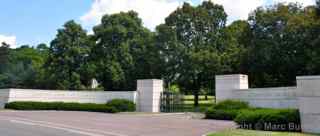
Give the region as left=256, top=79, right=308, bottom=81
left=205, top=108, right=239, bottom=120
left=5, top=102, right=117, bottom=113
left=205, top=100, right=300, bottom=132
left=205, top=100, right=250, bottom=120
left=106, top=99, right=136, bottom=112
left=212, top=100, right=249, bottom=110
left=234, top=109, right=301, bottom=132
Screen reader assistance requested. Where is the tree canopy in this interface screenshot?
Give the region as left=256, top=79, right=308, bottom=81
left=245, top=3, right=320, bottom=87
left=156, top=1, right=231, bottom=105
left=46, top=20, right=93, bottom=90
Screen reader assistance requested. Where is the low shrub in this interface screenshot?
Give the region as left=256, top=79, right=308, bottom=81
left=213, top=100, right=250, bottom=110
left=205, top=100, right=250, bottom=120
left=5, top=101, right=117, bottom=113
left=205, top=108, right=239, bottom=120
left=106, top=99, right=135, bottom=112
left=205, top=100, right=300, bottom=132
left=234, top=109, right=301, bottom=132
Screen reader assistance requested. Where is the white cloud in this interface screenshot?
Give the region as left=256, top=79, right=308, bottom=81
left=80, top=0, right=181, bottom=31
left=0, top=35, right=16, bottom=48
left=210, top=0, right=264, bottom=23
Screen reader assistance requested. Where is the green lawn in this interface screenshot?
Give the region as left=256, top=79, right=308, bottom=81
left=183, top=95, right=215, bottom=100
left=182, top=95, right=215, bottom=104
left=181, top=95, right=215, bottom=112
left=161, top=95, right=215, bottom=112
left=207, top=129, right=320, bottom=136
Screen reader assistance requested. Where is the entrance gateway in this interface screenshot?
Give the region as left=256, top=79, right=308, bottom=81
left=0, top=75, right=320, bottom=134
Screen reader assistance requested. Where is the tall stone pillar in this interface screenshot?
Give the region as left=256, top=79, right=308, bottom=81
left=0, top=89, right=10, bottom=109
left=136, top=79, right=163, bottom=112
left=297, top=76, right=320, bottom=134
left=215, top=74, right=248, bottom=103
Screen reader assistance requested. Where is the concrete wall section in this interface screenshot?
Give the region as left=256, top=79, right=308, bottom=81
left=215, top=75, right=298, bottom=109
left=0, top=79, right=165, bottom=113
left=215, top=74, right=248, bottom=102
left=232, top=87, right=298, bottom=109
left=137, top=79, right=163, bottom=112
left=0, top=89, right=136, bottom=108
left=0, top=89, right=10, bottom=108
left=297, top=76, right=320, bottom=134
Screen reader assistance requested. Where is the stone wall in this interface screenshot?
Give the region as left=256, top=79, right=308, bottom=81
left=9, top=89, right=137, bottom=104
left=296, top=76, right=320, bottom=133
left=216, top=74, right=320, bottom=134
left=215, top=74, right=249, bottom=103
left=0, top=79, right=164, bottom=113
left=216, top=74, right=298, bottom=109
left=0, top=89, right=136, bottom=108
left=232, top=87, right=298, bottom=108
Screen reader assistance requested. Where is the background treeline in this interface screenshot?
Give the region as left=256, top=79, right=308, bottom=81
left=1, top=1, right=320, bottom=103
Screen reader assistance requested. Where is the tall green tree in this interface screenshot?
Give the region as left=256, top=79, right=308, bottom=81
left=92, top=11, right=157, bottom=90
left=0, top=44, right=49, bottom=89
left=0, top=42, right=10, bottom=72
left=223, top=20, right=252, bottom=74
left=46, top=20, right=93, bottom=90
left=246, top=3, right=320, bottom=87
left=156, top=1, right=229, bottom=106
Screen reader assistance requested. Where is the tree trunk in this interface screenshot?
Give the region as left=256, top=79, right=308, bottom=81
left=194, top=90, right=199, bottom=107
left=193, top=75, right=200, bottom=107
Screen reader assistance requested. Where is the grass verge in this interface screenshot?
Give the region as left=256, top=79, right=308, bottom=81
left=207, top=129, right=319, bottom=136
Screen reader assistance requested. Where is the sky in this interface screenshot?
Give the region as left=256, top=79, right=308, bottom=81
left=0, top=0, right=316, bottom=48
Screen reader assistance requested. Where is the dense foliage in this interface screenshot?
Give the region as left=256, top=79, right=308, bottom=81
left=92, top=11, right=160, bottom=90
left=46, top=21, right=93, bottom=90
left=1, top=1, right=320, bottom=106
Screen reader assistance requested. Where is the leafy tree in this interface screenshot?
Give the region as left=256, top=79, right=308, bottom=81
left=0, top=62, right=36, bottom=88
left=0, top=44, right=49, bottom=89
left=46, top=20, right=93, bottom=90
left=0, top=42, right=10, bottom=72
left=11, top=45, right=46, bottom=69
left=36, top=43, right=49, bottom=51
left=246, top=3, right=320, bottom=87
left=156, top=1, right=229, bottom=106
left=223, top=20, right=252, bottom=74
left=92, top=11, right=158, bottom=90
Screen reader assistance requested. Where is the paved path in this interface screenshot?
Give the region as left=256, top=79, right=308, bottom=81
left=0, top=111, right=236, bottom=136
